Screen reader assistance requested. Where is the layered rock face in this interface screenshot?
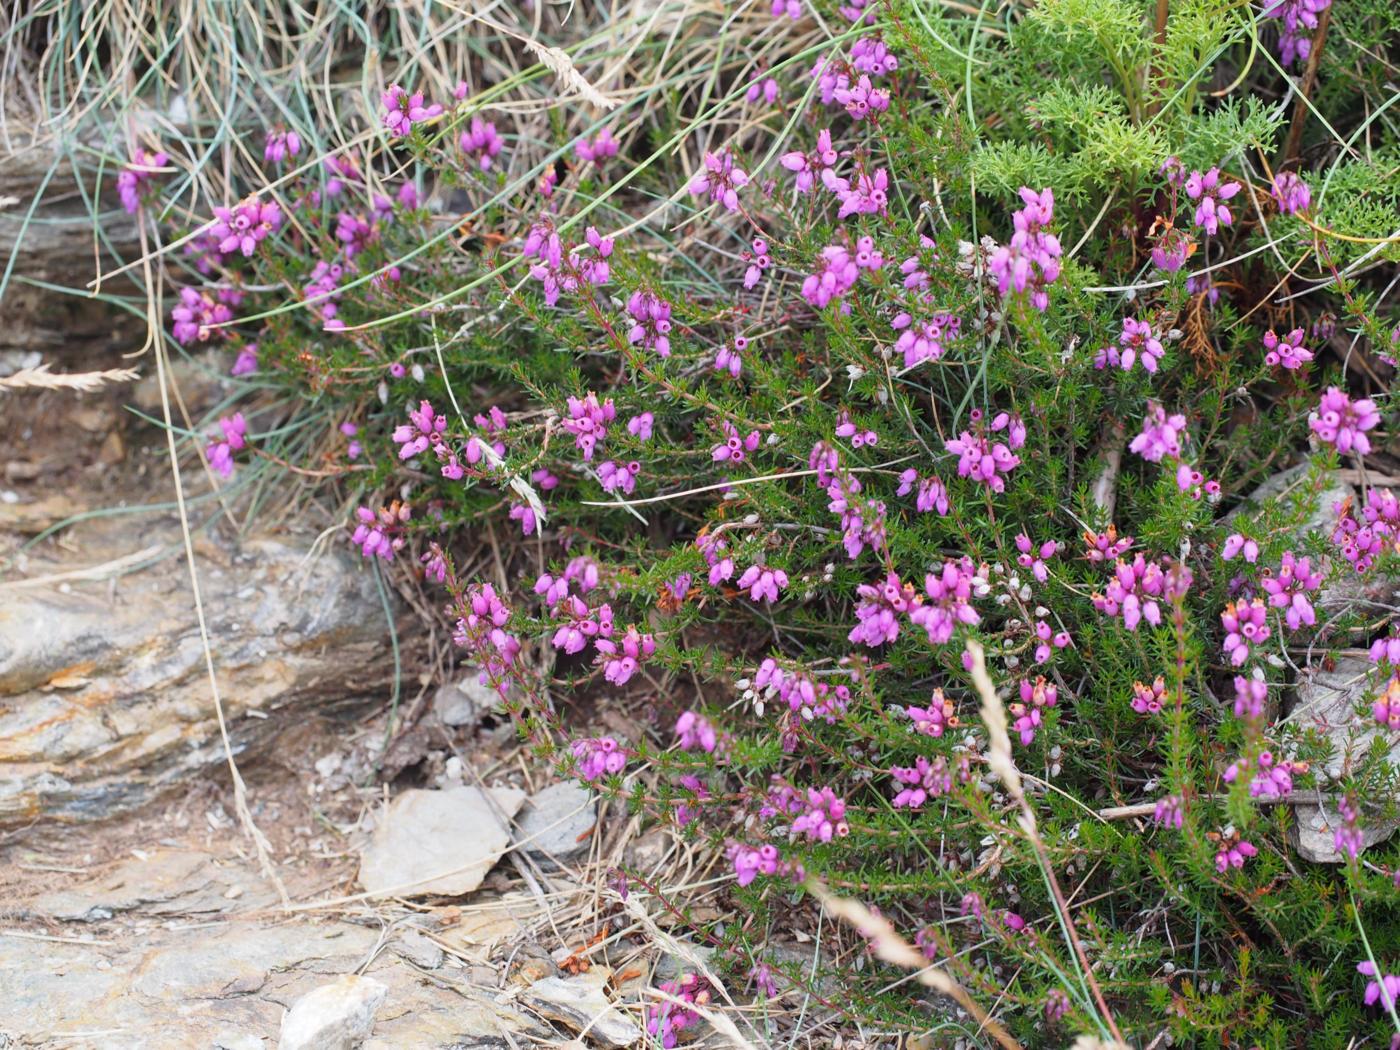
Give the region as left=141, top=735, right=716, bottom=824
left=0, top=519, right=397, bottom=825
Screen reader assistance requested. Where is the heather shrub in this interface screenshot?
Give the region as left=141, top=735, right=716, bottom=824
left=39, top=0, right=1400, bottom=1042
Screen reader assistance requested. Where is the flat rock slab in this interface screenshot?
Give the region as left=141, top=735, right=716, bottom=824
left=0, top=520, right=397, bottom=826
left=513, top=782, right=596, bottom=867
left=357, top=786, right=526, bottom=897
left=523, top=972, right=642, bottom=1048
left=1287, top=654, right=1400, bottom=862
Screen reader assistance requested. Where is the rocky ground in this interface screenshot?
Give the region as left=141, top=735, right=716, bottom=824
left=0, top=350, right=764, bottom=1050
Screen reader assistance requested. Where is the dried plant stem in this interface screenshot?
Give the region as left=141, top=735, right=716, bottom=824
left=966, top=641, right=1126, bottom=1046
left=808, top=882, right=1024, bottom=1050
left=0, top=363, right=141, bottom=394
left=1281, top=5, right=1332, bottom=165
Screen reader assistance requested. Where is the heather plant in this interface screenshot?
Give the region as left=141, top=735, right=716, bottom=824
left=15, top=0, right=1400, bottom=1042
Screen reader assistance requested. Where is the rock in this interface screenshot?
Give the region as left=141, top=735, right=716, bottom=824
left=523, top=973, right=642, bottom=1048
left=0, top=133, right=143, bottom=353
left=0, top=520, right=399, bottom=825
left=278, top=975, right=387, bottom=1050
left=513, top=782, right=596, bottom=866
left=432, top=675, right=499, bottom=727
left=214, top=1034, right=267, bottom=1050
left=357, top=786, right=526, bottom=897
left=32, top=849, right=214, bottom=921
left=391, top=927, right=444, bottom=970
left=131, top=349, right=235, bottom=417
left=1287, top=654, right=1400, bottom=862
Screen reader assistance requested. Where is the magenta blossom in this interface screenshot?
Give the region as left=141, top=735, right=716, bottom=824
left=688, top=149, right=749, bottom=212
left=1260, top=551, right=1322, bottom=631
left=1129, top=401, right=1188, bottom=463
left=1184, top=167, right=1241, bottom=235
left=1233, top=668, right=1268, bottom=720
left=459, top=117, right=504, bottom=170
left=117, top=147, right=169, bottom=214
left=1263, top=328, right=1312, bottom=369
left=1310, top=386, right=1380, bottom=454
left=1092, top=553, right=1167, bottom=631
left=909, top=557, right=982, bottom=644
left=737, top=564, right=789, bottom=603
left=1358, top=961, right=1400, bottom=1010
left=263, top=128, right=301, bottom=166
left=675, top=710, right=718, bottom=753
left=1270, top=171, right=1312, bottom=214
left=1221, top=598, right=1271, bottom=666
left=572, top=736, right=628, bottom=781
left=849, top=572, right=919, bottom=647
left=1214, top=831, right=1258, bottom=872
left=380, top=84, right=443, bottom=138
left=206, top=413, right=248, bottom=478
left=350, top=500, right=410, bottom=561
left=1095, top=317, right=1164, bottom=374
left=1131, top=676, right=1167, bottom=715
left=988, top=187, right=1062, bottom=311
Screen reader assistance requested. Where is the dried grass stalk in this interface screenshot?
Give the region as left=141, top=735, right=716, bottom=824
left=520, top=39, right=621, bottom=110
left=0, top=363, right=141, bottom=394
left=807, top=882, right=1025, bottom=1050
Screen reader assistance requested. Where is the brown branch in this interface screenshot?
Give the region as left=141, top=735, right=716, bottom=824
left=1281, top=5, right=1333, bottom=165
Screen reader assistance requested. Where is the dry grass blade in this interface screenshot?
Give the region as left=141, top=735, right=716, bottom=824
left=807, top=881, right=1024, bottom=1050
left=0, top=363, right=141, bottom=394
left=519, top=39, right=621, bottom=110
left=965, top=639, right=1022, bottom=802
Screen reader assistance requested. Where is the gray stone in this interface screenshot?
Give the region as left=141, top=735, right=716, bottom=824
left=214, top=1034, right=267, bottom=1050
left=0, top=520, right=397, bottom=826
left=433, top=675, right=499, bottom=728
left=33, top=849, right=213, bottom=921
left=1286, top=654, right=1400, bottom=862
left=513, top=782, right=596, bottom=866
left=523, top=973, right=642, bottom=1048
left=278, top=975, right=387, bottom=1050
left=357, top=786, right=526, bottom=897
left=392, top=927, right=444, bottom=970
left=0, top=134, right=142, bottom=353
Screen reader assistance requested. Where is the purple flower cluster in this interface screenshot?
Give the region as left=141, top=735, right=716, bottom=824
left=522, top=221, right=614, bottom=305
left=1310, top=387, right=1380, bottom=454
left=1129, top=401, right=1188, bottom=462
left=572, top=736, right=629, bottom=781
left=171, top=286, right=235, bottom=345
left=209, top=197, right=282, bottom=257
left=459, top=117, right=504, bottom=170
left=625, top=290, right=675, bottom=356
left=351, top=500, right=410, bottom=561
left=1184, top=167, right=1241, bottom=235
left=118, top=147, right=169, bottom=213
left=849, top=572, right=918, bottom=647
left=380, top=84, right=443, bottom=138
left=1009, top=676, right=1058, bottom=745
left=890, top=755, right=962, bottom=808
left=988, top=187, right=1062, bottom=311
left=1095, top=317, right=1164, bottom=375
left=1263, top=0, right=1332, bottom=67
left=1221, top=598, right=1271, bottom=666
left=945, top=411, right=1025, bottom=493
left=1224, top=749, right=1307, bottom=800
left=1092, top=554, right=1167, bottom=630
left=801, top=236, right=884, bottom=311
left=1262, top=327, right=1313, bottom=370
left=206, top=413, right=248, bottom=478
left=688, top=149, right=749, bottom=212
left=1260, top=551, right=1322, bottom=631
left=909, top=557, right=982, bottom=645
left=562, top=392, right=616, bottom=461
